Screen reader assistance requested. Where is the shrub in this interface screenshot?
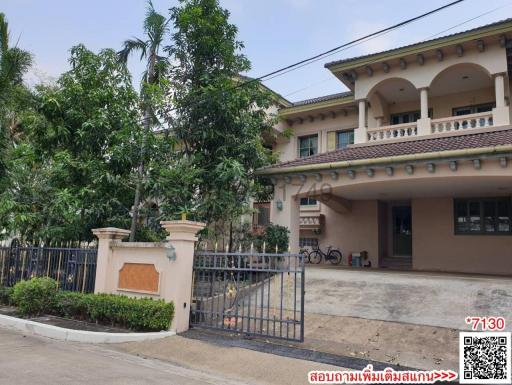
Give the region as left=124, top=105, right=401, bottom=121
left=54, top=292, right=174, bottom=332
left=259, top=223, right=289, bottom=253
left=54, top=291, right=88, bottom=319
left=8, top=277, right=174, bottom=331
left=0, top=286, right=13, bottom=305
left=11, top=278, right=58, bottom=316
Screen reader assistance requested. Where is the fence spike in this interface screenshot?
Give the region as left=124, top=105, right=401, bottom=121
left=275, top=244, right=278, bottom=254
left=250, top=242, right=254, bottom=254
left=263, top=241, right=266, bottom=253
left=214, top=241, right=218, bottom=253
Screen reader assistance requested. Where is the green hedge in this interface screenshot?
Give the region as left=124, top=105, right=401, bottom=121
left=7, top=278, right=174, bottom=332
left=11, top=277, right=58, bottom=316
left=0, top=286, right=13, bottom=306
left=55, top=291, right=175, bottom=331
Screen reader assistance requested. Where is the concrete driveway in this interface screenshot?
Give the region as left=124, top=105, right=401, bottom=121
left=305, top=266, right=512, bottom=330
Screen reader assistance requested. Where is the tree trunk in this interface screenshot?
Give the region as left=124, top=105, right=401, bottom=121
left=129, top=53, right=157, bottom=242
left=228, top=220, right=233, bottom=253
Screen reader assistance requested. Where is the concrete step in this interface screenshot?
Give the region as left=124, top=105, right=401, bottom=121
left=380, top=258, right=412, bottom=269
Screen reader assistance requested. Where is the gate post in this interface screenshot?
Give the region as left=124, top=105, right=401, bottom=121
left=160, top=220, right=205, bottom=333
left=91, top=228, right=130, bottom=294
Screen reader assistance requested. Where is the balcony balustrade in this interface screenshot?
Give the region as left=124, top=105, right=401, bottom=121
left=364, top=111, right=496, bottom=144
left=367, top=122, right=418, bottom=142
left=430, top=112, right=493, bottom=134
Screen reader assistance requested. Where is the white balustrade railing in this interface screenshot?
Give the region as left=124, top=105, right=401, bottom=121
left=431, top=112, right=493, bottom=134
left=367, top=122, right=418, bottom=142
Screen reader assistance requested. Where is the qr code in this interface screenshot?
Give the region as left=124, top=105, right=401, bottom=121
left=460, top=332, right=511, bottom=384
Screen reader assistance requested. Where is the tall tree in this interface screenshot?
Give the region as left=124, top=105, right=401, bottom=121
left=0, top=45, right=140, bottom=242
left=0, top=12, right=32, bottom=186
left=118, top=1, right=170, bottom=241
left=165, top=0, right=276, bottom=247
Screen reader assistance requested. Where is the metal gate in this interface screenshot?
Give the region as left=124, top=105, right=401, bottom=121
left=190, top=251, right=305, bottom=342
left=0, top=240, right=98, bottom=293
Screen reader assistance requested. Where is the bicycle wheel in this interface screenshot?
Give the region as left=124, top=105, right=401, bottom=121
left=309, top=250, right=322, bottom=264
left=328, top=250, right=342, bottom=265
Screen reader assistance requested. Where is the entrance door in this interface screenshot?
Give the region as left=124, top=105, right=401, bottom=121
left=392, top=206, right=412, bottom=257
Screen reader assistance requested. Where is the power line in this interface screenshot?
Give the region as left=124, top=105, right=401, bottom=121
left=252, top=0, right=464, bottom=83
left=164, top=0, right=464, bottom=115
left=282, top=2, right=510, bottom=101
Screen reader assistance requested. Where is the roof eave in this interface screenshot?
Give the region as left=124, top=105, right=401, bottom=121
left=325, top=19, right=512, bottom=73
left=256, top=145, right=512, bottom=176
left=279, top=95, right=355, bottom=116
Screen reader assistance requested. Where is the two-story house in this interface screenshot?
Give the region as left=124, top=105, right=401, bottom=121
left=257, top=18, right=512, bottom=275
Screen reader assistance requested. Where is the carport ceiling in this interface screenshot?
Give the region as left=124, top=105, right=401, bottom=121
left=330, top=176, right=512, bottom=200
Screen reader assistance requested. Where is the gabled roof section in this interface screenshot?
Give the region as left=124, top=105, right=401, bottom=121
left=291, top=91, right=353, bottom=106
left=325, top=18, right=512, bottom=72
left=279, top=91, right=354, bottom=116
left=258, top=128, right=512, bottom=175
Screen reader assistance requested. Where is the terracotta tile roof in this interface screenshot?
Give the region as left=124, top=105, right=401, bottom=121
left=290, top=91, right=353, bottom=107
left=325, top=18, right=512, bottom=68
left=266, top=128, right=512, bottom=171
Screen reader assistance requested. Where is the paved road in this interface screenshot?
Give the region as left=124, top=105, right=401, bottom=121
left=305, top=266, right=512, bottom=330
left=0, top=327, right=249, bottom=385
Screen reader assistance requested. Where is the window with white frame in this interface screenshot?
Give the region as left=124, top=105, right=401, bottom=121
left=300, top=197, right=317, bottom=206
left=299, top=238, right=318, bottom=248
left=336, top=129, right=354, bottom=149
left=298, top=134, right=318, bottom=158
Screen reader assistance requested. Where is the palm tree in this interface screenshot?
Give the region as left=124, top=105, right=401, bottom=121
left=0, top=13, right=32, bottom=182
left=0, top=13, right=32, bottom=100
left=118, top=1, right=170, bottom=241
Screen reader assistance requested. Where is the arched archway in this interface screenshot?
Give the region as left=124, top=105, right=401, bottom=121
left=428, top=63, right=496, bottom=130
left=429, top=63, right=492, bottom=92
left=366, top=77, right=420, bottom=128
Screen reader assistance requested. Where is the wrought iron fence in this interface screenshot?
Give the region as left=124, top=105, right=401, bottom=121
left=191, top=251, right=305, bottom=342
left=0, top=240, right=98, bottom=293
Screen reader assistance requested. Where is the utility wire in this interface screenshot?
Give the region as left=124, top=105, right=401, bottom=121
left=163, top=0, right=464, bottom=115
left=282, top=2, right=510, bottom=100
left=254, top=0, right=464, bottom=83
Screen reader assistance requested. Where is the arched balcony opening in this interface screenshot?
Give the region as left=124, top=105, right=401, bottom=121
left=365, top=77, right=421, bottom=142
left=429, top=63, right=500, bottom=134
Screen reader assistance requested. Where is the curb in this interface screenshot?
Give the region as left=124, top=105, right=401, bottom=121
left=0, top=314, right=176, bottom=343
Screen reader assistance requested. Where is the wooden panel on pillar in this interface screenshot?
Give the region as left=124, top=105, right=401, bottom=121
left=118, top=263, right=159, bottom=293
left=327, top=131, right=336, bottom=151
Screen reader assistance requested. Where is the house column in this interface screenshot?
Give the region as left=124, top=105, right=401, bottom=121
left=416, top=87, right=431, bottom=136
left=495, top=73, right=505, bottom=108
left=269, top=179, right=301, bottom=253
left=355, top=99, right=367, bottom=144
left=420, top=88, right=429, bottom=119
left=492, top=73, right=510, bottom=126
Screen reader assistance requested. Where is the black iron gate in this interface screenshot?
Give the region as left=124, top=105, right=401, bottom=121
left=191, top=251, right=305, bottom=342
left=0, top=240, right=98, bottom=293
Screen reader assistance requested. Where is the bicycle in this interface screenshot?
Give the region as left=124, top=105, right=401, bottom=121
left=308, top=246, right=342, bottom=265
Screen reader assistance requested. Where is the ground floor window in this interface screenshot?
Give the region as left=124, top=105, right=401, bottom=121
left=299, top=238, right=318, bottom=248
left=454, top=197, right=512, bottom=234
left=300, top=197, right=317, bottom=206
left=253, top=202, right=270, bottom=227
